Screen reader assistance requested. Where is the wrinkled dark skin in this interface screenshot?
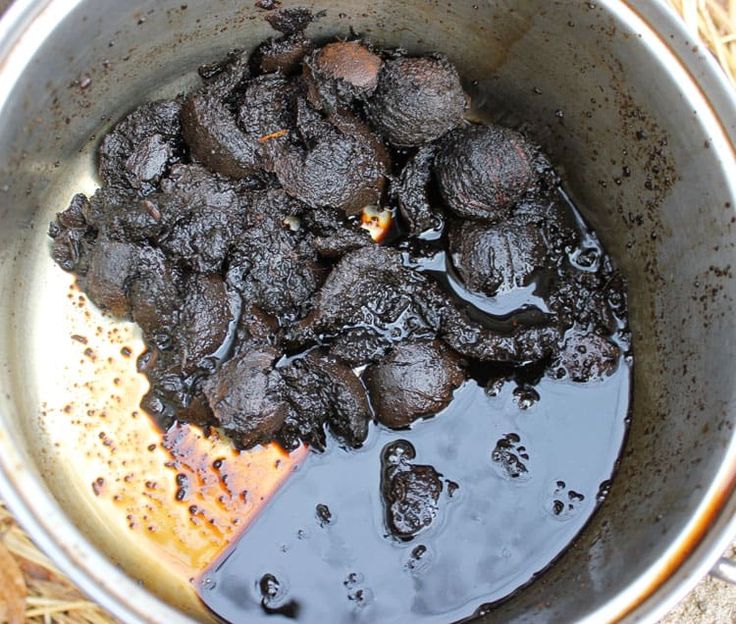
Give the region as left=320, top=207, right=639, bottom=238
left=329, top=327, right=396, bottom=368
left=394, top=145, right=442, bottom=236
left=98, top=100, right=184, bottom=193
left=252, top=32, right=314, bottom=75
left=364, top=340, right=465, bottom=428
left=279, top=352, right=372, bottom=450
left=153, top=164, right=249, bottom=273
left=203, top=346, right=289, bottom=449
left=272, top=106, right=389, bottom=216
left=435, top=124, right=537, bottom=221
left=440, top=310, right=560, bottom=365
left=237, top=74, right=298, bottom=169
left=77, top=240, right=139, bottom=317
left=304, top=41, right=383, bottom=111
left=448, top=217, right=548, bottom=297
left=183, top=50, right=267, bottom=178
left=175, top=273, right=232, bottom=375
left=265, top=7, right=320, bottom=35
left=234, top=305, right=279, bottom=353
left=127, top=250, right=181, bottom=341
left=289, top=245, right=440, bottom=347
left=301, top=205, right=373, bottom=258
left=227, top=190, right=323, bottom=320
left=181, top=92, right=260, bottom=179
left=49, top=193, right=93, bottom=272
left=197, top=49, right=251, bottom=96
left=202, top=344, right=370, bottom=451
left=82, top=185, right=162, bottom=244
left=367, top=56, right=466, bottom=147
left=381, top=440, right=443, bottom=540
left=138, top=348, right=213, bottom=429
left=49, top=25, right=628, bottom=454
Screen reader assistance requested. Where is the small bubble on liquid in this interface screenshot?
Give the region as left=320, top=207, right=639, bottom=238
left=348, top=587, right=372, bottom=607
left=513, top=386, right=540, bottom=410
left=411, top=544, right=427, bottom=561
left=597, top=480, right=612, bottom=502
left=446, top=480, right=460, bottom=497
left=343, top=572, right=363, bottom=587
left=316, top=503, right=332, bottom=527
left=485, top=378, right=505, bottom=397
left=572, top=246, right=600, bottom=270
left=259, top=573, right=280, bottom=600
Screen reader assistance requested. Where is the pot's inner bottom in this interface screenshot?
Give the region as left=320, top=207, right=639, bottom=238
left=26, top=27, right=632, bottom=624
left=27, top=171, right=631, bottom=624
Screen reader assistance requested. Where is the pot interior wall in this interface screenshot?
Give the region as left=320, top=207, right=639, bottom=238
left=1, top=1, right=736, bottom=622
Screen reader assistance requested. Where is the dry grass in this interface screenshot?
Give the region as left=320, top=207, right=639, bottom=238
left=0, top=1, right=733, bottom=622
left=669, top=0, right=736, bottom=84
left=0, top=502, right=114, bottom=623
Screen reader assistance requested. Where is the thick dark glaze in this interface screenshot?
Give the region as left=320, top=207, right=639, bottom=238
left=199, top=363, right=630, bottom=623
left=46, top=9, right=633, bottom=621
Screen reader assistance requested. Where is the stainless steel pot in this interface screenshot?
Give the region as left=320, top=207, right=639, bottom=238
left=1, top=0, right=736, bottom=622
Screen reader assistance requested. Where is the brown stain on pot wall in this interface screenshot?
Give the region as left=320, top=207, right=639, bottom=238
left=606, top=1, right=736, bottom=621
left=620, top=467, right=736, bottom=622
left=473, top=1, right=537, bottom=76
left=42, top=279, right=307, bottom=583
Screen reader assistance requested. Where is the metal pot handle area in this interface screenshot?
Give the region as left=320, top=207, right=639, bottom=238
left=711, top=557, right=736, bottom=584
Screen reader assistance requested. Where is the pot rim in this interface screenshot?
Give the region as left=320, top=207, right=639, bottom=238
left=0, top=1, right=735, bottom=623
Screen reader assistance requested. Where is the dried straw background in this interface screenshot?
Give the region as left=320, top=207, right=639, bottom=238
left=669, top=0, right=736, bottom=84
left=0, top=1, right=734, bottom=622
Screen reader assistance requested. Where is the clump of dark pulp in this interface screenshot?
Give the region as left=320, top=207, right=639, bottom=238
left=49, top=12, right=630, bottom=536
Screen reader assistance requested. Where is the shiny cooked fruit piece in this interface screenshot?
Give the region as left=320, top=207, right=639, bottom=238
left=435, top=124, right=537, bottom=221
left=363, top=340, right=465, bottom=428
left=366, top=56, right=467, bottom=147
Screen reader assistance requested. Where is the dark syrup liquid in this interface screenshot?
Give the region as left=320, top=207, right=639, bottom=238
left=195, top=189, right=632, bottom=623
